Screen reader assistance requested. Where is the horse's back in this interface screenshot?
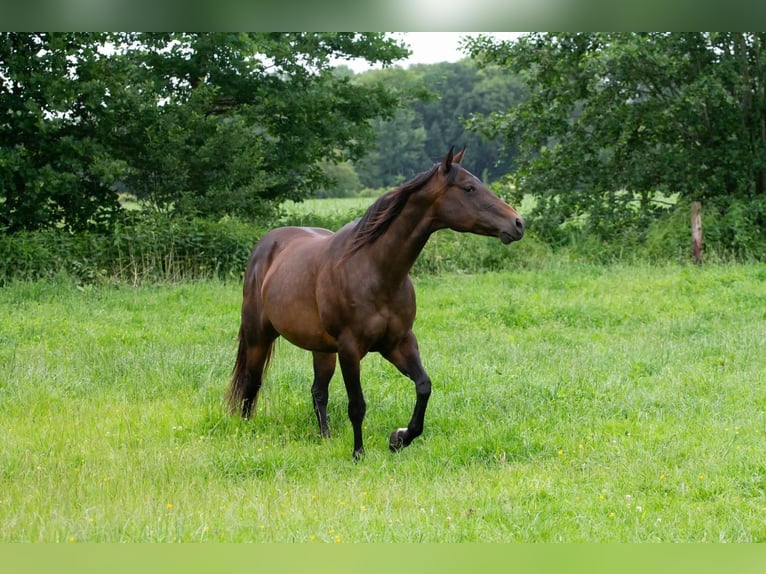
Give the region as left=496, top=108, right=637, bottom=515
left=255, top=226, right=334, bottom=255
left=246, top=226, right=332, bottom=278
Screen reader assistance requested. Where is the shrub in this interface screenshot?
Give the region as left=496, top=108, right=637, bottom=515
left=0, top=214, right=264, bottom=285
left=2, top=195, right=764, bottom=287
left=645, top=198, right=766, bottom=263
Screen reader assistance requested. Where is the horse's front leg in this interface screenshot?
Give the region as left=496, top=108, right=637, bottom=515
left=337, top=341, right=366, bottom=461
left=383, top=330, right=432, bottom=452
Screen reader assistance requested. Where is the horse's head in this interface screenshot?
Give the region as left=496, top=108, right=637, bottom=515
left=428, top=147, right=525, bottom=244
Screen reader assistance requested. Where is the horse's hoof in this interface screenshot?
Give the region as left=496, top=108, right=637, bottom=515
left=352, top=448, right=365, bottom=462
left=389, top=428, right=407, bottom=452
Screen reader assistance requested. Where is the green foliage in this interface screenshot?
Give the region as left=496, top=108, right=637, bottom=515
left=410, top=60, right=526, bottom=180
left=643, top=198, right=766, bottom=263
left=312, top=161, right=364, bottom=198
left=353, top=60, right=527, bottom=188
left=702, top=195, right=766, bottom=260
left=122, top=33, right=409, bottom=216
left=465, top=33, right=766, bottom=249
left=1, top=33, right=410, bottom=231
left=3, top=195, right=765, bottom=286
left=277, top=197, right=371, bottom=232
left=354, top=107, right=430, bottom=188
left=0, top=213, right=263, bottom=285
left=0, top=33, right=132, bottom=232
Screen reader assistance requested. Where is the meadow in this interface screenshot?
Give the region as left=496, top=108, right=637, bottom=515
left=1, top=262, right=765, bottom=542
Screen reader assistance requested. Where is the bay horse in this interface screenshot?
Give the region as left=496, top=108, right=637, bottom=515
left=227, top=148, right=525, bottom=460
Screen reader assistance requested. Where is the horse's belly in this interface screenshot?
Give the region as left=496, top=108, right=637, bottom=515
left=277, top=319, right=338, bottom=353
left=263, top=277, right=337, bottom=352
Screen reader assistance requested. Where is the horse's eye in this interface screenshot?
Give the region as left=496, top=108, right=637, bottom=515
left=464, top=185, right=475, bottom=193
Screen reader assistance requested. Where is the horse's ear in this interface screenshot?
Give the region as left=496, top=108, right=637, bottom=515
left=441, top=146, right=455, bottom=173
left=453, top=147, right=466, bottom=165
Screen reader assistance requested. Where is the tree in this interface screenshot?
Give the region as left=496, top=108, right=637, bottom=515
left=465, top=32, right=766, bottom=249
left=411, top=60, right=526, bottom=181
left=0, top=33, right=134, bottom=232
left=354, top=107, right=430, bottom=188
left=123, top=33, right=410, bottom=218
left=314, top=160, right=363, bottom=198
left=1, top=33, right=410, bottom=231
left=353, top=60, right=526, bottom=189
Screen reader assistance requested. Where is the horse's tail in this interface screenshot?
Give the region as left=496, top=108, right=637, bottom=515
left=226, top=322, right=275, bottom=415
left=226, top=236, right=277, bottom=416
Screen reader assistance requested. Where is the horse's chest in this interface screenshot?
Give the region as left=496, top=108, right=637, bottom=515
left=319, top=272, right=414, bottom=344
left=357, top=303, right=411, bottom=349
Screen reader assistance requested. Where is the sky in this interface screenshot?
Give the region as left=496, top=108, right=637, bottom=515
left=338, top=32, right=523, bottom=73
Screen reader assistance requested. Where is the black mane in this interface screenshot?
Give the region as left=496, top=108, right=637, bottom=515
left=343, top=162, right=457, bottom=258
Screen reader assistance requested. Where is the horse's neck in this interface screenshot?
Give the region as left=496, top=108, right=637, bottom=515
left=364, top=199, right=435, bottom=282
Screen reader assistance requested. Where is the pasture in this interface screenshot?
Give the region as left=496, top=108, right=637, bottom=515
left=0, top=263, right=765, bottom=542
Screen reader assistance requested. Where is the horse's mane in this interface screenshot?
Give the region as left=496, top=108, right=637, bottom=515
left=343, top=162, right=453, bottom=259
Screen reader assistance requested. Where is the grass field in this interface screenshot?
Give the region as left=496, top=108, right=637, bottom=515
left=1, top=263, right=765, bottom=542
left=281, top=197, right=375, bottom=216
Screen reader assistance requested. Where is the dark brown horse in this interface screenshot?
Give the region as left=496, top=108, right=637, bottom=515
left=227, top=148, right=525, bottom=460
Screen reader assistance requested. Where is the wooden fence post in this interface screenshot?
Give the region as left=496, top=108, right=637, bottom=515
left=691, top=201, right=702, bottom=264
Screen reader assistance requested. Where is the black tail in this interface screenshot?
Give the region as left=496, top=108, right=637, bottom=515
left=226, top=231, right=281, bottom=417
left=226, top=322, right=275, bottom=416
left=226, top=324, right=250, bottom=414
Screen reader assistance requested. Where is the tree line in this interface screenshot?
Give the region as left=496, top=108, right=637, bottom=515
left=2, top=32, right=765, bottom=258
left=311, top=60, right=527, bottom=198
left=350, top=60, right=527, bottom=189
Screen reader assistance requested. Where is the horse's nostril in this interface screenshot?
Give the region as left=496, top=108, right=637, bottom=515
left=515, top=217, right=525, bottom=232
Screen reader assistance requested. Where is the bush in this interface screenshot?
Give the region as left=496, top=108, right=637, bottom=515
left=413, top=230, right=555, bottom=274
left=645, top=198, right=766, bottom=263
left=708, top=196, right=766, bottom=261
left=0, top=214, right=264, bottom=285
left=277, top=203, right=368, bottom=231
left=3, top=195, right=764, bottom=287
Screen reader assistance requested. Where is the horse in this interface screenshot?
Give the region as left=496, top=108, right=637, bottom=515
left=227, top=147, right=525, bottom=460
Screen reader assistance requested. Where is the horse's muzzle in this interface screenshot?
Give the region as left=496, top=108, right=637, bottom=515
left=500, top=216, right=525, bottom=243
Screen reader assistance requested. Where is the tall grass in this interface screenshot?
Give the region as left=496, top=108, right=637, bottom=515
left=1, top=263, right=764, bottom=541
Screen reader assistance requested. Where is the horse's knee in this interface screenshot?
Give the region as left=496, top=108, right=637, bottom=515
left=416, top=376, right=431, bottom=399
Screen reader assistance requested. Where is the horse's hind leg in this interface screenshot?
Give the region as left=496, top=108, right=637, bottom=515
left=311, top=351, right=336, bottom=438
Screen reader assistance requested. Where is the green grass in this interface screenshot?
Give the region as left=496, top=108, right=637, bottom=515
left=1, top=263, right=765, bottom=542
